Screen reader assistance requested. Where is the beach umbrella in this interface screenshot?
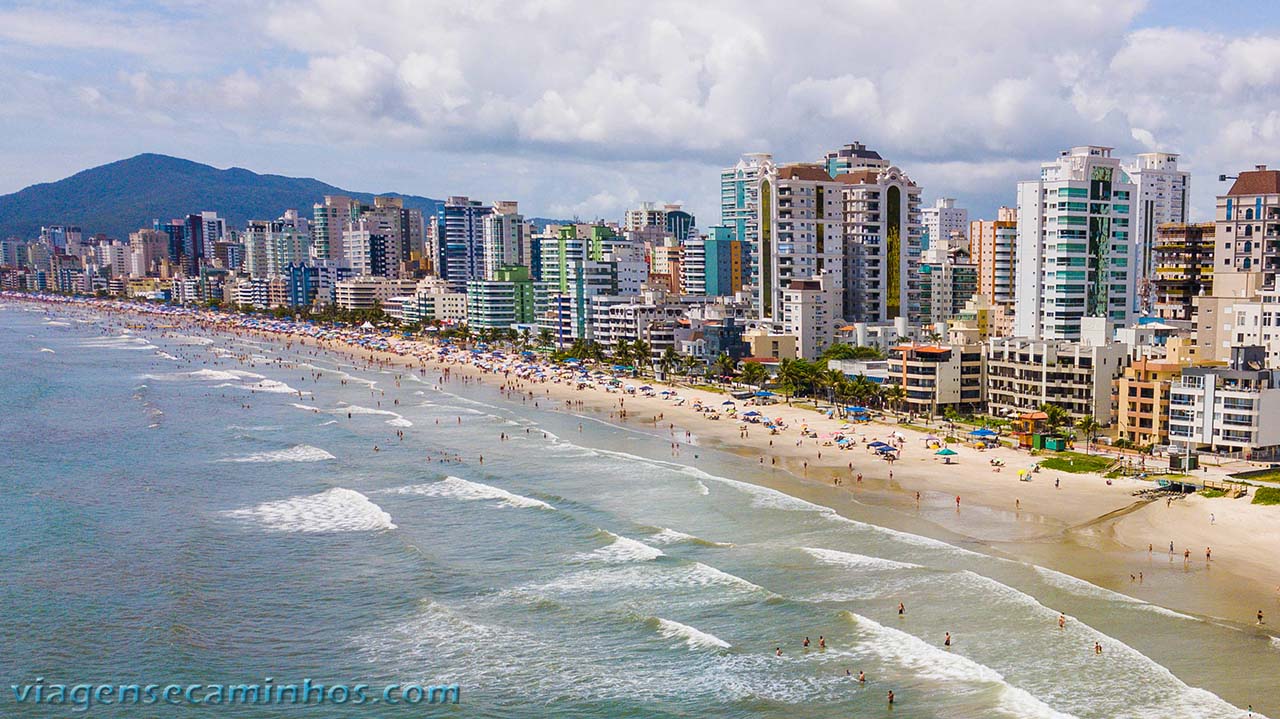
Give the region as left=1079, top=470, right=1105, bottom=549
left=867, top=441, right=890, bottom=449
left=969, top=428, right=997, bottom=437
left=743, top=411, right=761, bottom=417
left=722, top=400, right=735, bottom=405
left=935, top=448, right=958, bottom=456
left=639, top=385, right=654, bottom=391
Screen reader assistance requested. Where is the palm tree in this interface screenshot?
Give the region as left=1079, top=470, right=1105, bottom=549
left=739, top=361, right=769, bottom=389
left=712, top=352, right=738, bottom=384
left=613, top=339, right=632, bottom=368
left=821, top=368, right=847, bottom=411
left=1075, top=416, right=1102, bottom=454
left=658, top=347, right=681, bottom=380
left=882, top=384, right=905, bottom=417
left=631, top=339, right=652, bottom=376
left=775, top=358, right=816, bottom=403
left=537, top=328, right=554, bottom=348
left=1040, top=403, right=1070, bottom=435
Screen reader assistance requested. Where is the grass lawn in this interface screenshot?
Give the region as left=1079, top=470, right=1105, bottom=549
left=1253, top=487, right=1280, bottom=505
left=1199, top=488, right=1226, bottom=498
left=1233, top=468, right=1280, bottom=483
left=1037, top=451, right=1114, bottom=474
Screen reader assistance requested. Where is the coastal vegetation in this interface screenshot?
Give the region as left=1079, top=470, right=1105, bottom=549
left=1252, top=487, right=1280, bottom=505
left=1038, top=451, right=1113, bottom=474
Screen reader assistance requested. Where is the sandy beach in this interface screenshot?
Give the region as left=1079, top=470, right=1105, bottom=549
left=18, top=293, right=1280, bottom=633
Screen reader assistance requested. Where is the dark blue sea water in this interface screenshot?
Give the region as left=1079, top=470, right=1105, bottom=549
left=1, top=301, right=1276, bottom=718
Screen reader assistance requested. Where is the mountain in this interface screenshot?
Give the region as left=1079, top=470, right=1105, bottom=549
left=0, top=153, right=446, bottom=241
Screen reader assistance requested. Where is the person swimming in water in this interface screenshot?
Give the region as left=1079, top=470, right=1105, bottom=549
left=944, top=632, right=951, bottom=647
left=898, top=602, right=905, bottom=616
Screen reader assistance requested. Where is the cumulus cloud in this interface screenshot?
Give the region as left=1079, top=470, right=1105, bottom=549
left=2, top=0, right=1280, bottom=223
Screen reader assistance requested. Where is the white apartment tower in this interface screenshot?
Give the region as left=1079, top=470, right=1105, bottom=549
left=754, top=164, right=844, bottom=328
left=720, top=152, right=774, bottom=308
left=1015, top=146, right=1136, bottom=340
left=834, top=159, right=924, bottom=325
left=1126, top=152, right=1188, bottom=313
left=481, top=201, right=526, bottom=279
left=922, top=198, right=968, bottom=251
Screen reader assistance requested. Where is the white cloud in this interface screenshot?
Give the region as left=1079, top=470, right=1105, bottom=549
left=3, top=0, right=1280, bottom=224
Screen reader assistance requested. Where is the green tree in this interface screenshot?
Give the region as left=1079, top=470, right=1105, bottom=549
left=1075, top=416, right=1102, bottom=454
left=613, top=339, right=632, bottom=368
left=712, top=352, right=738, bottom=383
left=739, top=361, right=769, bottom=388
left=631, top=339, right=651, bottom=375
left=538, top=328, right=554, bottom=348
left=882, top=384, right=905, bottom=416
left=1040, top=403, right=1070, bottom=434
left=658, top=347, right=682, bottom=379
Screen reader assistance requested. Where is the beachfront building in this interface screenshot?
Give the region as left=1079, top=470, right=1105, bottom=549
left=985, top=335, right=1130, bottom=422
left=535, top=225, right=619, bottom=345
left=833, top=149, right=924, bottom=325
left=947, top=294, right=1014, bottom=345
left=649, top=237, right=683, bottom=295
left=1169, top=346, right=1280, bottom=459
left=703, top=226, right=745, bottom=297
left=721, top=152, right=773, bottom=304
left=333, top=277, right=418, bottom=311
left=1126, top=153, right=1189, bottom=314
left=970, top=207, right=1017, bottom=307
left=481, top=201, right=527, bottom=280
left=589, top=291, right=688, bottom=362
left=922, top=198, right=968, bottom=251
left=1015, top=145, right=1137, bottom=340
left=918, top=245, right=978, bottom=327
left=466, top=265, right=535, bottom=329
left=885, top=342, right=984, bottom=416
left=312, top=195, right=355, bottom=262
left=755, top=163, right=844, bottom=325
left=780, top=276, right=836, bottom=359
left=679, top=234, right=706, bottom=296
left=1111, top=338, right=1198, bottom=448
left=393, top=277, right=467, bottom=325
left=1152, top=222, right=1215, bottom=322
left=343, top=219, right=401, bottom=279
left=745, top=328, right=799, bottom=360
left=1212, top=165, right=1280, bottom=284
left=430, top=196, right=492, bottom=291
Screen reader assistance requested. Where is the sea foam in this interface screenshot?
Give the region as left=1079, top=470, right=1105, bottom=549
left=391, top=477, right=554, bottom=510
left=651, top=617, right=730, bottom=650
left=225, top=488, right=394, bottom=533
left=220, top=445, right=336, bottom=463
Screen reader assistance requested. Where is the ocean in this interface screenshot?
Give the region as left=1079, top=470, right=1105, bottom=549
left=1, top=300, right=1276, bottom=718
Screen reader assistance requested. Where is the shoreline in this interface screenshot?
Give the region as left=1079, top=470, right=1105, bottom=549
left=15, top=293, right=1280, bottom=634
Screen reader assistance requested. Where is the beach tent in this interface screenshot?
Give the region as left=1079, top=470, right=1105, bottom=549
left=755, top=390, right=775, bottom=397
left=969, top=428, right=998, bottom=438
left=359, top=321, right=376, bottom=330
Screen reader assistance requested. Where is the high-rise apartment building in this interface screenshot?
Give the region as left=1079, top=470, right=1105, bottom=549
left=1213, top=165, right=1280, bottom=286
left=970, top=207, right=1018, bottom=306
left=922, top=198, right=968, bottom=251
left=703, top=226, right=744, bottom=297
left=481, top=201, right=527, bottom=280
left=1014, top=145, right=1136, bottom=340
left=754, top=163, right=844, bottom=326
left=430, top=196, right=492, bottom=291
left=312, top=195, right=355, bottom=262
left=833, top=155, right=923, bottom=325
left=1152, top=222, right=1215, bottom=322
left=1126, top=153, right=1189, bottom=313
left=720, top=152, right=773, bottom=300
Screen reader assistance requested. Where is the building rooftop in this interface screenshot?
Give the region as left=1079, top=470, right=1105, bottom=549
left=777, top=164, right=833, bottom=182
left=1226, top=167, right=1280, bottom=196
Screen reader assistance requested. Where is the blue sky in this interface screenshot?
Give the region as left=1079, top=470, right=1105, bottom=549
left=2, top=0, right=1280, bottom=230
